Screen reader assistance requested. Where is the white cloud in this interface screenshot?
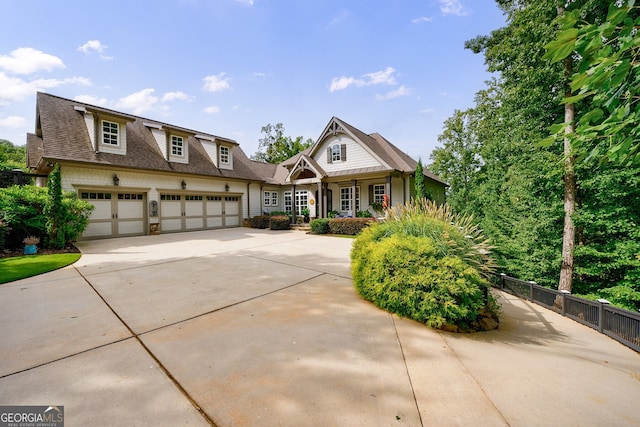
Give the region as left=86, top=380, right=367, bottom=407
left=203, top=73, right=231, bottom=92
left=376, top=85, right=411, bottom=101
left=329, top=9, right=349, bottom=26
left=77, top=40, right=113, bottom=60
left=419, top=108, right=435, bottom=114
left=236, top=0, right=254, bottom=5
left=329, top=67, right=397, bottom=92
left=412, top=16, right=433, bottom=24
left=439, top=0, right=469, bottom=16
left=162, top=91, right=192, bottom=102
left=204, top=106, right=221, bottom=114
left=0, top=115, right=26, bottom=128
left=0, top=72, right=90, bottom=105
left=73, top=94, right=108, bottom=107
left=116, top=88, right=158, bottom=115
left=0, top=47, right=65, bottom=74
left=253, top=72, right=268, bottom=77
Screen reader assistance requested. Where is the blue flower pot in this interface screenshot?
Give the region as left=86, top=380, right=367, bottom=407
left=24, top=244, right=37, bottom=255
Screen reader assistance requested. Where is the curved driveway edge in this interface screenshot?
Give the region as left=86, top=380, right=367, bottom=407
left=1, top=228, right=638, bottom=426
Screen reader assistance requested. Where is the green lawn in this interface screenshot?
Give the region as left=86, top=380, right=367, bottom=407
left=0, top=253, right=81, bottom=284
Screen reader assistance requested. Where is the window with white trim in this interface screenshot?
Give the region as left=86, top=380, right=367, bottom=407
left=373, top=184, right=385, bottom=204
left=171, top=135, right=184, bottom=156
left=295, top=191, right=308, bottom=215
left=220, top=146, right=230, bottom=164
left=332, top=144, right=341, bottom=162
left=264, top=191, right=279, bottom=206
left=284, top=191, right=292, bottom=214
left=340, top=186, right=360, bottom=212
left=102, top=120, right=119, bottom=146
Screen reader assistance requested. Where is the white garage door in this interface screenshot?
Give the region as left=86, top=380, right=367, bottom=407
left=160, top=193, right=241, bottom=233
left=80, top=191, right=146, bottom=239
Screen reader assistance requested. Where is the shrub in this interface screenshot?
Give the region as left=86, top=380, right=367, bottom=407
left=356, top=210, right=373, bottom=218
left=0, top=185, right=93, bottom=249
left=327, top=210, right=339, bottom=218
left=351, top=198, right=498, bottom=330
left=329, top=218, right=375, bottom=235
left=269, top=215, right=290, bottom=230
left=269, top=211, right=290, bottom=218
left=250, top=215, right=270, bottom=229
left=310, top=218, right=330, bottom=234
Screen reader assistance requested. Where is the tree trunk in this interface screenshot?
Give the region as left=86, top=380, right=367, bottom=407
left=558, top=9, right=576, bottom=294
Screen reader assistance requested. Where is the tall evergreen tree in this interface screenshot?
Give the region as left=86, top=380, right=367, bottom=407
left=45, top=164, right=66, bottom=249
left=414, top=159, right=427, bottom=201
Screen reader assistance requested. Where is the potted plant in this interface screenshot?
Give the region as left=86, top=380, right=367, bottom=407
left=23, top=236, right=40, bottom=255
left=301, top=207, right=310, bottom=223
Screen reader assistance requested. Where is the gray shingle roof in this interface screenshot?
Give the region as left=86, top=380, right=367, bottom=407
left=31, top=92, right=263, bottom=181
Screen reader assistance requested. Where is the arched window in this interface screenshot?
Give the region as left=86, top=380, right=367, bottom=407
left=332, top=144, right=341, bottom=162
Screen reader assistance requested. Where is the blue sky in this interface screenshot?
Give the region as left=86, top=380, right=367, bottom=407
left=0, top=0, right=505, bottom=162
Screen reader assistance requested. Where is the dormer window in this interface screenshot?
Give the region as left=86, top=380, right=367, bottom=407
left=327, top=143, right=347, bottom=163
left=332, top=144, right=341, bottom=161
left=171, top=135, right=184, bottom=156
left=102, top=120, right=119, bottom=146
left=220, top=146, right=230, bottom=164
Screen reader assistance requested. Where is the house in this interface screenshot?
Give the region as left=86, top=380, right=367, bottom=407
left=26, top=92, right=446, bottom=239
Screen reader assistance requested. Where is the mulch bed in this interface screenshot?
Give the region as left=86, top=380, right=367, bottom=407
left=1, top=244, right=80, bottom=259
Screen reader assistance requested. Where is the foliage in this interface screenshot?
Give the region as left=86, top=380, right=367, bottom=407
left=0, top=140, right=28, bottom=188
left=543, top=1, right=640, bottom=165
left=45, top=164, right=66, bottom=249
left=301, top=207, right=310, bottom=217
left=310, top=218, right=330, bottom=234
left=414, top=158, right=427, bottom=201
left=429, top=109, right=482, bottom=214
left=356, top=210, right=372, bottom=218
left=250, top=215, right=270, bottom=229
left=328, top=218, right=375, bottom=235
left=252, top=123, right=313, bottom=164
left=23, top=236, right=40, bottom=245
left=0, top=253, right=81, bottom=284
left=0, top=186, right=47, bottom=248
left=0, top=185, right=93, bottom=249
left=351, top=199, right=497, bottom=329
left=327, top=210, right=339, bottom=218
left=269, top=211, right=290, bottom=217
left=269, top=215, right=290, bottom=230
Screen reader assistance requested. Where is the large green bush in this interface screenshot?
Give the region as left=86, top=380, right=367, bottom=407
left=0, top=185, right=93, bottom=249
left=310, top=218, right=330, bottom=234
left=351, top=199, right=498, bottom=330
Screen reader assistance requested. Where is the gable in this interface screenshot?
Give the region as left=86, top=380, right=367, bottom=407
left=313, top=134, right=384, bottom=173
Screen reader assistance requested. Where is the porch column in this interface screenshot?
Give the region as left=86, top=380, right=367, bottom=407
left=317, top=181, right=323, bottom=219
left=386, top=176, right=392, bottom=207
left=291, top=184, right=296, bottom=224
left=322, top=183, right=328, bottom=218
left=351, top=179, right=357, bottom=216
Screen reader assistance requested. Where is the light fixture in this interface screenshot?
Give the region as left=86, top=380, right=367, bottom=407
left=112, top=174, right=120, bottom=186
left=181, top=180, right=187, bottom=190
left=225, top=183, right=230, bottom=192
left=46, top=162, right=55, bottom=168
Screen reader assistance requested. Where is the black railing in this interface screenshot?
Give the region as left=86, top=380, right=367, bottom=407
left=493, top=273, right=640, bottom=353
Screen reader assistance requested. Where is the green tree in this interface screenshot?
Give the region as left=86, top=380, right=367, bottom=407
left=252, top=123, right=313, bottom=164
left=414, top=158, right=427, bottom=201
left=0, top=139, right=27, bottom=187
left=543, top=1, right=640, bottom=165
left=45, top=164, right=66, bottom=249
left=430, top=109, right=481, bottom=214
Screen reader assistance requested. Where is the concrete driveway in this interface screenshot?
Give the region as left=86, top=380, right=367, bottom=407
left=0, top=228, right=639, bottom=426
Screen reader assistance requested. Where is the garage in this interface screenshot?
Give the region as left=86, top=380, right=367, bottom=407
left=80, top=191, right=147, bottom=239
left=160, top=193, right=241, bottom=232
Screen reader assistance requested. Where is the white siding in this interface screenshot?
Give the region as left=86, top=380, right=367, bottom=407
left=313, top=135, right=383, bottom=173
